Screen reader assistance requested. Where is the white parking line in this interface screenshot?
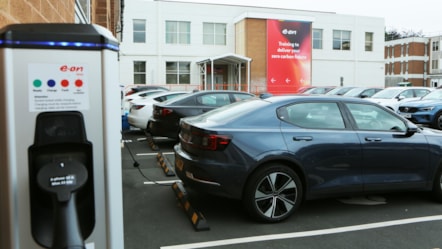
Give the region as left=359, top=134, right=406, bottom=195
left=137, top=152, right=175, bottom=156
left=144, top=180, right=181, bottom=185
left=160, top=215, right=442, bottom=249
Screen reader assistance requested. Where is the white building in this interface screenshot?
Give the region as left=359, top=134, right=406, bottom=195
left=119, top=0, right=385, bottom=94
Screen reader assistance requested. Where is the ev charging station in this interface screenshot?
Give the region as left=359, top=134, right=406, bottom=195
left=0, top=24, right=124, bottom=249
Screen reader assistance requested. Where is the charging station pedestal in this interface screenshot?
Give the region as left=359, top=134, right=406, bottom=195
left=0, top=24, right=124, bottom=249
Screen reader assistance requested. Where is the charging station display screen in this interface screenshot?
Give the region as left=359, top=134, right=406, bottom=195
left=28, top=63, right=90, bottom=112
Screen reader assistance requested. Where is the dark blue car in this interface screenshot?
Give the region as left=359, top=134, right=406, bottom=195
left=174, top=95, right=442, bottom=222
left=398, top=89, right=442, bottom=130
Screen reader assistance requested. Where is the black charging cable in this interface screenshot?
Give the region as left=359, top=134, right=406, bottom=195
left=121, top=130, right=174, bottom=186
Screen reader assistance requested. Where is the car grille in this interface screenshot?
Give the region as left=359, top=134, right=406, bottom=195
left=398, top=106, right=418, bottom=113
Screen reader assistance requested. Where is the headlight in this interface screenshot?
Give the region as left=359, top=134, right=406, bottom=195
left=420, top=106, right=435, bottom=111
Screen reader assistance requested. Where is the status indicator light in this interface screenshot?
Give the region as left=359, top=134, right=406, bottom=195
left=75, top=79, right=84, bottom=87
left=33, top=79, right=42, bottom=88
left=61, top=79, right=69, bottom=87
left=47, top=79, right=56, bottom=87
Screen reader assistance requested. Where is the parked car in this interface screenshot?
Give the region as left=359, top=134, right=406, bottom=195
left=124, top=85, right=169, bottom=97
left=122, top=89, right=167, bottom=114
left=296, top=86, right=315, bottom=93
left=342, top=87, right=383, bottom=98
left=148, top=90, right=255, bottom=139
left=367, top=86, right=432, bottom=112
left=303, top=86, right=335, bottom=94
left=174, top=95, right=442, bottom=222
left=127, top=91, right=189, bottom=130
left=397, top=88, right=442, bottom=130
left=325, top=86, right=357, bottom=96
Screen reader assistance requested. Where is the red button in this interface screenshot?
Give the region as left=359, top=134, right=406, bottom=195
left=61, top=79, right=69, bottom=87
left=75, top=79, right=83, bottom=87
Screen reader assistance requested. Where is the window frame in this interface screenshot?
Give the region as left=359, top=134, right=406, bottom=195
left=133, top=19, right=146, bottom=43
left=133, top=61, right=146, bottom=84
left=165, top=61, right=191, bottom=84
left=312, top=29, right=323, bottom=49
left=365, top=32, right=373, bottom=52
left=203, top=22, right=227, bottom=45
left=333, top=30, right=351, bottom=51
left=165, top=21, right=191, bottom=44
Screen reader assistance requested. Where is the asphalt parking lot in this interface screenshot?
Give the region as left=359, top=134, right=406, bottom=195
left=121, top=129, right=442, bottom=249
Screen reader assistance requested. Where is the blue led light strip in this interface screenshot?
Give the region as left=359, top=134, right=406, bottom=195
left=0, top=40, right=119, bottom=51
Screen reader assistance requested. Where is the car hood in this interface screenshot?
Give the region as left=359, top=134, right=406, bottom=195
left=399, top=99, right=442, bottom=107
left=420, top=126, right=442, bottom=136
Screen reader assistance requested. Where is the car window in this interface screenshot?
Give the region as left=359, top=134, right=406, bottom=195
left=197, top=93, right=230, bottom=107
left=279, top=102, right=345, bottom=129
left=345, top=103, right=406, bottom=131
left=232, top=93, right=252, bottom=102
left=414, top=89, right=430, bottom=97
left=399, top=89, right=414, bottom=98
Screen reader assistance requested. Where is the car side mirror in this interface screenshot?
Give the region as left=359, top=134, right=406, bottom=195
left=397, top=96, right=406, bottom=101
left=405, top=122, right=418, bottom=137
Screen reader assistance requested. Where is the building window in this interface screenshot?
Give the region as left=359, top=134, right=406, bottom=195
left=433, top=41, right=439, bottom=51
left=203, top=23, right=226, bottom=45
left=432, top=60, right=439, bottom=70
left=133, top=19, right=146, bottom=43
left=166, top=62, right=190, bottom=84
left=75, top=0, right=90, bottom=23
left=365, top=32, right=373, bottom=51
left=166, top=21, right=191, bottom=44
left=333, top=30, right=351, bottom=50
left=401, top=44, right=404, bottom=56
left=133, top=61, right=146, bottom=84
left=313, top=29, right=323, bottom=49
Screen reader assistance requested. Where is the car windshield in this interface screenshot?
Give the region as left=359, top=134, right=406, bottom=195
left=196, top=98, right=266, bottom=123
left=343, top=88, right=364, bottom=97
left=325, top=87, right=354, bottom=95
left=422, top=90, right=442, bottom=100
left=371, top=88, right=403, bottom=99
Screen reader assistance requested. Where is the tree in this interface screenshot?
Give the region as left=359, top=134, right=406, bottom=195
left=385, top=28, right=424, bottom=41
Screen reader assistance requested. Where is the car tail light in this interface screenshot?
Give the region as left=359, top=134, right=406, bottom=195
left=159, top=108, right=173, bottom=116
left=132, top=104, right=145, bottom=110
left=181, top=130, right=231, bottom=151
left=125, top=90, right=136, bottom=96
left=202, top=134, right=231, bottom=150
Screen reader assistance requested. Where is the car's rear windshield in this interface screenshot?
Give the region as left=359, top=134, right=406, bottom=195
left=201, top=98, right=268, bottom=123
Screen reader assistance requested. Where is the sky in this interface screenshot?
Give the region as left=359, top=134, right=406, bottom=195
left=173, top=0, right=442, bottom=36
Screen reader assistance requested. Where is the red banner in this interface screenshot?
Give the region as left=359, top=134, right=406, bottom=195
left=267, top=20, right=312, bottom=94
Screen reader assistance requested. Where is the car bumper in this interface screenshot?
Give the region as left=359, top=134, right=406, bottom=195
left=173, top=143, right=245, bottom=199
left=148, top=118, right=179, bottom=138
left=127, top=114, right=148, bottom=129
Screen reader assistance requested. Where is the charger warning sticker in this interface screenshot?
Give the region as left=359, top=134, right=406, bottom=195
left=28, top=63, right=90, bottom=112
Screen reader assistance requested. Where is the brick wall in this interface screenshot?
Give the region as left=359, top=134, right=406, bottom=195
left=0, top=0, right=75, bottom=27
left=0, top=0, right=120, bottom=36
left=244, top=18, right=267, bottom=92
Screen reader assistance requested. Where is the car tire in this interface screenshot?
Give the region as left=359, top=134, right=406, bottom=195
left=432, top=112, right=442, bottom=130
left=432, top=167, right=442, bottom=202
left=242, top=163, right=303, bottom=223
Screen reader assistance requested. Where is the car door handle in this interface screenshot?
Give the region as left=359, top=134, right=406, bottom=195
left=293, top=136, right=313, bottom=141
left=365, top=137, right=382, bottom=142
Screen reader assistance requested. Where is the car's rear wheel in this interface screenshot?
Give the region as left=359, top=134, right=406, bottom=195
left=432, top=167, right=442, bottom=202
left=243, top=163, right=303, bottom=223
left=432, top=112, right=442, bottom=130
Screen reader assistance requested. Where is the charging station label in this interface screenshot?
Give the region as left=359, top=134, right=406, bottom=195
left=28, top=63, right=90, bottom=112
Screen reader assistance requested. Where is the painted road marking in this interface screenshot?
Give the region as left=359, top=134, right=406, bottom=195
left=160, top=215, right=442, bottom=249
left=144, top=180, right=181, bottom=185
left=137, top=152, right=174, bottom=156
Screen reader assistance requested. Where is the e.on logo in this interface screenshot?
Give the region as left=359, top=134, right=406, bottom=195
left=59, top=65, right=84, bottom=73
